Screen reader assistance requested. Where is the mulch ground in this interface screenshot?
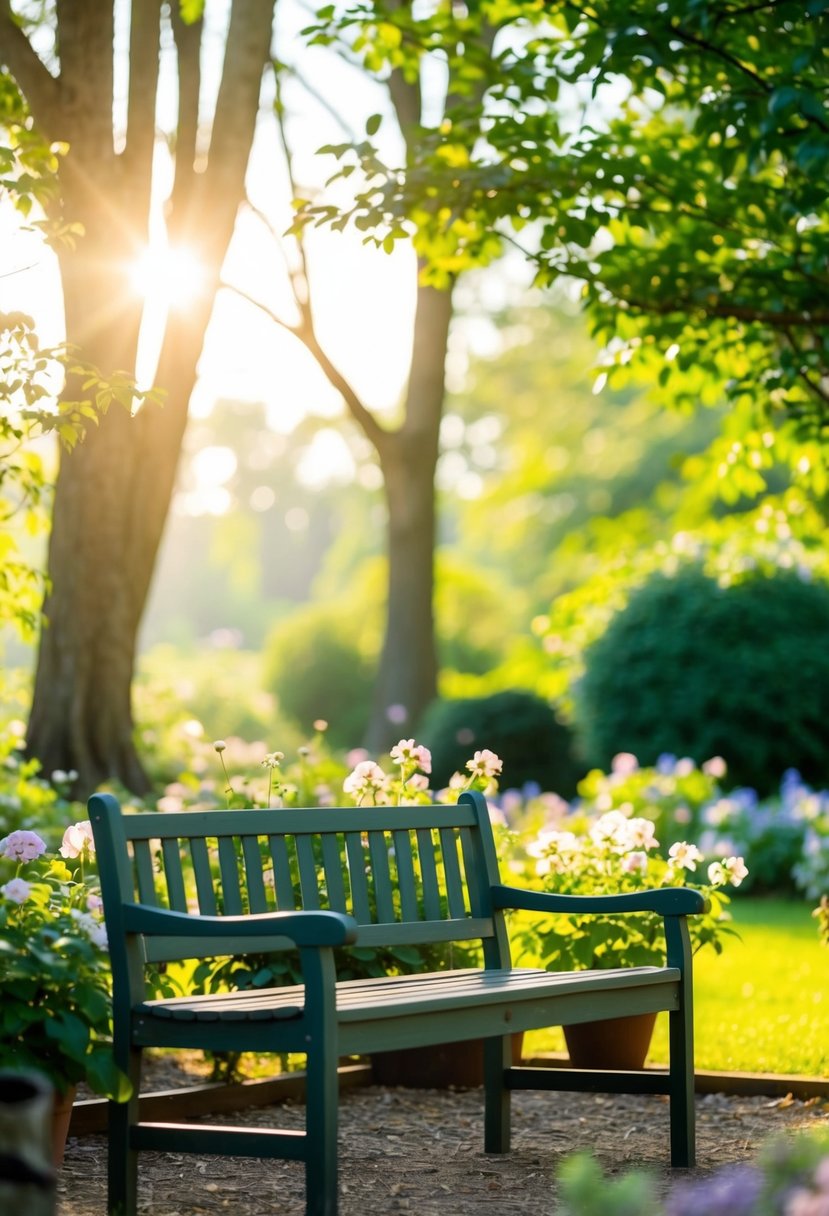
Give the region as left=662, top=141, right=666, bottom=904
left=57, top=1055, right=829, bottom=1215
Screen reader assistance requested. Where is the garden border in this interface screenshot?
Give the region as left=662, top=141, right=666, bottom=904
left=68, top=1056, right=829, bottom=1137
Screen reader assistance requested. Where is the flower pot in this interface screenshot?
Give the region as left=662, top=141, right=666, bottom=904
left=51, top=1085, right=77, bottom=1168
left=371, top=1034, right=524, bottom=1089
left=562, top=1011, right=656, bottom=1071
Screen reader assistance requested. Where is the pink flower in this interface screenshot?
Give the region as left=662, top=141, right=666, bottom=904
left=611, top=752, right=639, bottom=775
left=1, top=877, right=31, bottom=904
left=59, top=820, right=96, bottom=860
left=0, top=829, right=47, bottom=861
left=621, top=851, right=649, bottom=874
left=390, top=739, right=432, bottom=775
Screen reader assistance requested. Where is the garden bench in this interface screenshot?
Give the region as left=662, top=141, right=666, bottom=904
left=89, top=790, right=705, bottom=1216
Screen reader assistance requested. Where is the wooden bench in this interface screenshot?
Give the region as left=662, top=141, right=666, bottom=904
left=89, top=790, right=705, bottom=1216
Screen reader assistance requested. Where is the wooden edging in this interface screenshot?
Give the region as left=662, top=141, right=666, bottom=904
left=69, top=1056, right=828, bottom=1138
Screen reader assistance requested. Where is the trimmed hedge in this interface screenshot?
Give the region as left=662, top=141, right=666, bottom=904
left=418, top=689, right=584, bottom=797
left=574, top=565, right=829, bottom=795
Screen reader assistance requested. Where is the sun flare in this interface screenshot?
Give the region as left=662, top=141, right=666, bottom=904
left=128, top=244, right=208, bottom=309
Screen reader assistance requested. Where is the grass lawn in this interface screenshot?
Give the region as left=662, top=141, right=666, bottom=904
left=522, top=898, right=829, bottom=1077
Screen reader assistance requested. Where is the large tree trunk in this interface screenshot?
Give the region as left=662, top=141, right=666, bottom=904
left=0, top=0, right=277, bottom=796
left=365, top=279, right=454, bottom=753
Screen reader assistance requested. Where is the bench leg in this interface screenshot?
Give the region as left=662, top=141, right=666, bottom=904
left=108, top=1046, right=142, bottom=1216
left=668, top=1005, right=695, bottom=1168
left=483, top=1036, right=512, bottom=1153
left=304, top=1042, right=339, bottom=1216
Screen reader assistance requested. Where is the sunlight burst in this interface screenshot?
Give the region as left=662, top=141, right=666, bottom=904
left=128, top=244, right=208, bottom=309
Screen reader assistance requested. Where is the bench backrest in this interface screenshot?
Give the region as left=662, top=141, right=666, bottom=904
left=89, top=790, right=511, bottom=973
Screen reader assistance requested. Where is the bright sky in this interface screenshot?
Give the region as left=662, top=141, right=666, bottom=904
left=0, top=0, right=546, bottom=503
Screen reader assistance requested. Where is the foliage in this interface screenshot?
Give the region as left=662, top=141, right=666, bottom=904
left=263, top=604, right=376, bottom=749
left=557, top=1127, right=829, bottom=1216
left=513, top=801, right=746, bottom=974
left=536, top=494, right=829, bottom=714
left=573, top=564, right=829, bottom=795
left=0, top=820, right=128, bottom=1098
left=305, top=2, right=829, bottom=439
left=418, top=689, right=584, bottom=798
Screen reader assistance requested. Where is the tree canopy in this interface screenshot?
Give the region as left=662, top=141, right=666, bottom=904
left=301, top=1, right=829, bottom=438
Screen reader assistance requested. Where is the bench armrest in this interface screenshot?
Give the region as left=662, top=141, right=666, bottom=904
left=121, top=904, right=359, bottom=947
left=490, top=884, right=708, bottom=917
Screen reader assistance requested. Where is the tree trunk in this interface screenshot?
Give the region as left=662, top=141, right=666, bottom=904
left=13, top=0, right=277, bottom=797
left=365, top=279, right=454, bottom=753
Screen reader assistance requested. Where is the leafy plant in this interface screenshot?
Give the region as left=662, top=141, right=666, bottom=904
left=515, top=805, right=747, bottom=973
left=0, top=822, right=129, bottom=1098
left=574, top=565, right=829, bottom=795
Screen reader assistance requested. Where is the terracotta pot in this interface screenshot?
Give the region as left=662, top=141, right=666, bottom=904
left=51, top=1085, right=77, bottom=1168
left=372, top=1033, right=524, bottom=1089
left=562, top=1011, right=657, bottom=1071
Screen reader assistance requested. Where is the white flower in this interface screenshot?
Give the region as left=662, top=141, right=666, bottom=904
left=71, top=909, right=108, bottom=949
left=721, top=855, right=749, bottom=887
left=213, top=739, right=227, bottom=752
left=626, top=817, right=660, bottom=851
left=1, top=877, right=31, bottom=904
left=0, top=829, right=47, bottom=861
left=261, top=751, right=285, bottom=770
left=59, top=820, right=96, bottom=860
left=343, top=761, right=387, bottom=798
left=466, top=749, right=503, bottom=779
left=668, top=841, right=704, bottom=872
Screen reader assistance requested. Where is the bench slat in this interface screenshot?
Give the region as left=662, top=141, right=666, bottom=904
left=416, top=827, right=442, bottom=920
left=345, top=832, right=372, bottom=923
left=133, top=839, right=160, bottom=906
left=439, top=827, right=467, bottom=919
left=189, top=837, right=218, bottom=915
left=321, top=833, right=348, bottom=912
left=217, top=836, right=243, bottom=915
left=392, top=829, right=419, bottom=922
left=368, top=830, right=395, bottom=923
left=161, top=838, right=188, bottom=912
left=267, top=834, right=296, bottom=911
left=242, top=836, right=269, bottom=914
left=295, top=835, right=321, bottom=910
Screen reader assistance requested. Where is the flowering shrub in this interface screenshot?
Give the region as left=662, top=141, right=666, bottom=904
left=209, top=730, right=503, bottom=810
left=515, top=806, right=748, bottom=971
left=0, top=821, right=128, bottom=1098
left=557, top=1127, right=829, bottom=1216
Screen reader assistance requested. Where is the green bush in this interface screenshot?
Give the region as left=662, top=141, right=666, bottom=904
left=263, top=606, right=375, bottom=749
left=574, top=565, right=829, bottom=796
left=418, top=689, right=584, bottom=797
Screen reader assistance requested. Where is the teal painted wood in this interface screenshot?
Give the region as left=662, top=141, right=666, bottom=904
left=132, top=839, right=159, bottom=906
left=88, top=786, right=703, bottom=1216
left=367, top=830, right=395, bottom=923
left=217, top=836, right=243, bottom=914
left=344, top=832, right=372, bottom=923
left=241, top=836, right=269, bottom=914
left=160, top=839, right=187, bottom=912
left=391, top=829, right=419, bottom=922
left=320, top=834, right=347, bottom=911
left=268, top=833, right=296, bottom=911
left=188, top=837, right=218, bottom=915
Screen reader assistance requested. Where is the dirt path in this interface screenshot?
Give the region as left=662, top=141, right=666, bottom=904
left=57, top=1085, right=828, bottom=1215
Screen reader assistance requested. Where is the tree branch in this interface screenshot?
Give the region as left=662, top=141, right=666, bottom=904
left=224, top=279, right=390, bottom=450
left=0, top=2, right=61, bottom=138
